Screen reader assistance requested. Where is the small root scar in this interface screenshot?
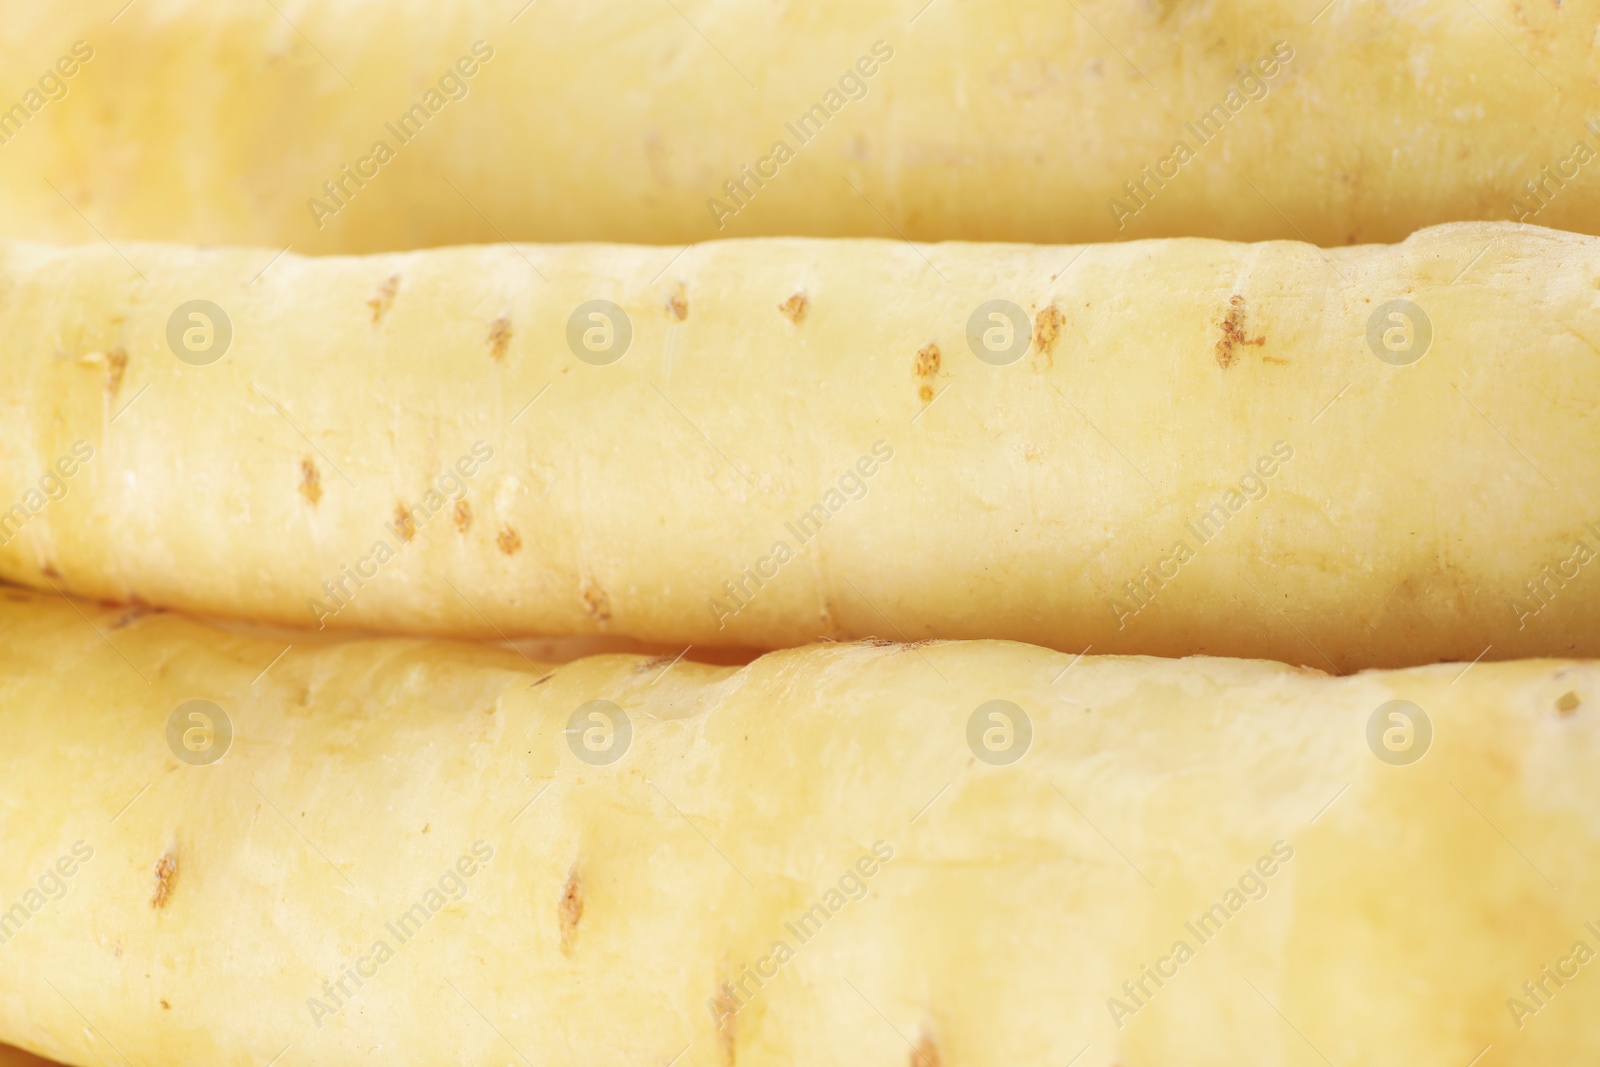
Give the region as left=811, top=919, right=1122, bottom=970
left=1558, top=690, right=1581, bottom=715
left=778, top=292, right=808, bottom=325
left=558, top=866, right=583, bottom=956
left=914, top=342, right=940, bottom=404
left=393, top=504, right=417, bottom=542
left=1215, top=294, right=1265, bottom=369
left=665, top=281, right=688, bottom=322
left=581, top=581, right=612, bottom=623
left=106, top=347, right=128, bottom=400
left=497, top=524, right=522, bottom=555
left=713, top=985, right=738, bottom=1065
left=1032, top=305, right=1063, bottom=363
left=299, top=458, right=323, bottom=506
left=368, top=274, right=400, bottom=324
left=454, top=500, right=473, bottom=533
left=151, top=850, right=177, bottom=909
left=488, top=316, right=513, bottom=360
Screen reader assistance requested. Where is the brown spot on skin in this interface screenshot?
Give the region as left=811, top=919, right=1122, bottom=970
left=454, top=500, right=472, bottom=533
left=1033, top=305, right=1063, bottom=358
left=160, top=1000, right=170, bottom=1010
left=422, top=824, right=430, bottom=834
left=369, top=275, right=400, bottom=324
left=1215, top=294, right=1265, bottom=369
left=911, top=1034, right=940, bottom=1067
left=532, top=674, right=553, bottom=687
left=1262, top=356, right=1289, bottom=365
left=497, top=524, right=522, bottom=555
left=1558, top=691, right=1581, bottom=715
left=778, top=292, right=808, bottom=325
left=665, top=281, right=688, bottom=322
left=488, top=316, right=512, bottom=360
left=393, top=504, right=416, bottom=542
left=151, top=851, right=177, bottom=909
left=559, top=866, right=583, bottom=956
left=914, top=343, right=941, bottom=404
left=299, top=458, right=322, bottom=506
left=106, top=347, right=128, bottom=400
left=581, top=581, right=612, bottom=623
left=40, top=563, right=60, bottom=580
left=712, top=985, right=738, bottom=1065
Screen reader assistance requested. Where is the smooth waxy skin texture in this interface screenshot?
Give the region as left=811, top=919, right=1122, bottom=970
left=3, top=222, right=1600, bottom=669
left=1, top=1, right=1598, bottom=251
left=0, top=590, right=1597, bottom=1065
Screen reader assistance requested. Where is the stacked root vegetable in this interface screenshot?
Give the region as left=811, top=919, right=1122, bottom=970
left=2, top=4, right=1598, bottom=1066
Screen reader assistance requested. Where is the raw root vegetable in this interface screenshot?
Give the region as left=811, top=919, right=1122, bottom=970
left=1, top=1, right=1598, bottom=251
left=0, top=588, right=1597, bottom=1065
left=4, top=222, right=1600, bottom=670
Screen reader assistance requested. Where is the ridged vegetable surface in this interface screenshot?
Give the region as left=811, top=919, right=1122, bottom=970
left=0, top=589, right=1596, bottom=1064
left=1, top=1, right=1597, bottom=250
left=2, top=222, right=1599, bottom=668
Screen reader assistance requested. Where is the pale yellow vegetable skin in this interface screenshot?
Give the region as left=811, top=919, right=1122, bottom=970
left=1, top=1, right=1597, bottom=251
left=4, top=221, right=1600, bottom=669
left=0, top=588, right=1597, bottom=1065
